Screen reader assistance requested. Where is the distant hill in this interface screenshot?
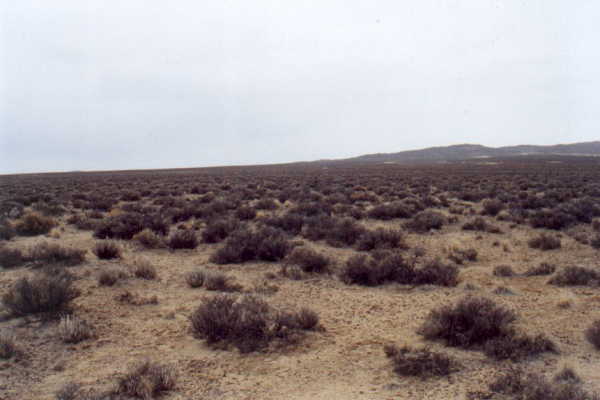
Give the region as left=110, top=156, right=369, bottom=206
left=331, top=141, right=600, bottom=164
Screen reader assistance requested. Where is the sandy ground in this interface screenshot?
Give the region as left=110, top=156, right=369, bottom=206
left=2, top=212, right=600, bottom=400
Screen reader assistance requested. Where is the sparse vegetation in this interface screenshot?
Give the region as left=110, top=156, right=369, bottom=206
left=4, top=155, right=600, bottom=398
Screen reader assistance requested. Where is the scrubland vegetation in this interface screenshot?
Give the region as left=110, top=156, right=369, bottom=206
left=1, top=158, right=600, bottom=399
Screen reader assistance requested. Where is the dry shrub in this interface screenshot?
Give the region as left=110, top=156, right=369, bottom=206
left=211, top=226, right=291, bottom=264
left=549, top=266, right=600, bottom=286
left=324, top=217, right=366, bottom=247
left=14, top=212, right=56, bottom=236
left=0, top=246, right=27, bottom=268
left=29, top=242, right=86, bottom=267
left=133, top=229, right=164, bottom=249
left=591, top=234, right=600, bottom=249
left=524, top=262, right=556, bottom=276
left=340, top=253, right=412, bottom=286
left=279, top=264, right=306, bottom=280
left=98, top=270, right=124, bottom=286
left=356, top=228, right=407, bottom=251
left=285, top=247, right=331, bottom=274
left=203, top=271, right=241, bottom=292
left=201, top=218, right=239, bottom=243
left=0, top=219, right=15, bottom=241
left=167, top=229, right=198, bottom=250
left=554, top=366, right=581, bottom=384
left=69, top=215, right=98, bottom=231
left=0, top=331, right=21, bottom=359
left=405, top=211, right=445, bottom=232
left=419, top=296, right=517, bottom=348
left=289, top=308, right=319, bottom=330
left=133, top=259, right=157, bottom=280
left=494, top=265, right=515, bottom=277
left=115, top=290, right=158, bottom=306
left=235, top=206, right=256, bottom=220
left=185, top=269, right=205, bottom=288
left=493, top=286, right=515, bottom=295
left=482, top=199, right=505, bottom=216
left=415, top=259, right=460, bottom=287
left=261, top=213, right=304, bottom=235
left=384, top=345, right=458, bottom=379
left=254, top=198, right=278, bottom=210
left=528, top=233, right=561, bottom=250
left=93, top=213, right=143, bottom=240
left=340, top=253, right=458, bottom=287
left=485, top=367, right=600, bottom=400
left=2, top=272, right=79, bottom=317
left=93, top=241, right=121, bottom=260
left=462, top=217, right=502, bottom=233
left=116, top=361, right=176, bottom=399
left=530, top=209, right=575, bottom=230
left=190, top=294, right=318, bottom=352
left=483, top=333, right=557, bottom=361
left=302, top=215, right=366, bottom=247
left=367, top=202, right=412, bottom=220
left=448, top=247, right=478, bottom=264
left=420, top=296, right=556, bottom=361
left=58, top=315, right=94, bottom=343
left=585, top=320, right=600, bottom=350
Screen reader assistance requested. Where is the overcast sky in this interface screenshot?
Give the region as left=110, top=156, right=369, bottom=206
left=1, top=1, right=599, bottom=173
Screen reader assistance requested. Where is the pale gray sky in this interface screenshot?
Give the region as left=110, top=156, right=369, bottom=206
left=1, top=1, right=599, bottom=173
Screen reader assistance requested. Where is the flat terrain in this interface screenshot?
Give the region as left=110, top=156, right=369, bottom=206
left=1, top=159, right=600, bottom=399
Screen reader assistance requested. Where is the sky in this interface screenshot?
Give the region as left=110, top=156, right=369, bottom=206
left=1, top=1, right=599, bottom=173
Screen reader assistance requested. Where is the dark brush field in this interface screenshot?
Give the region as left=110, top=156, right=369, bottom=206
left=1, top=158, right=600, bottom=400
